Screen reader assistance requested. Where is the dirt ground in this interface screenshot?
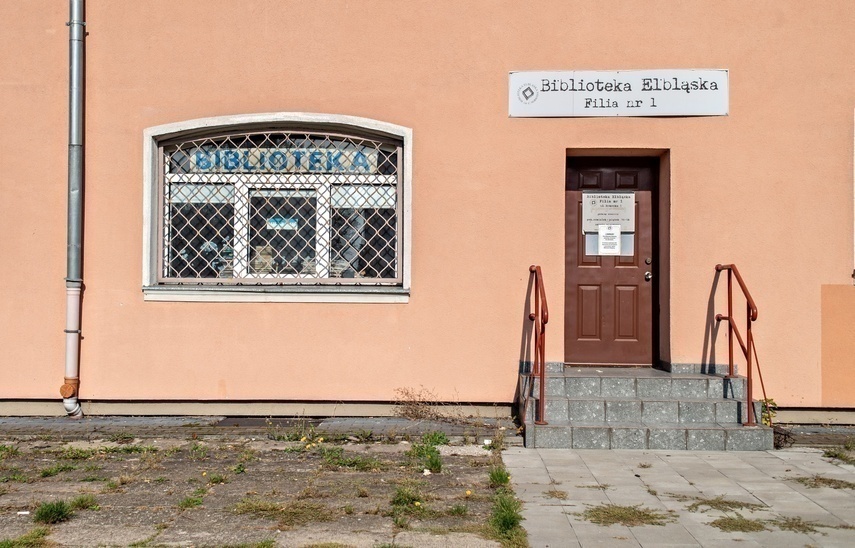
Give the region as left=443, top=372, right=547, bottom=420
left=0, top=427, right=519, bottom=547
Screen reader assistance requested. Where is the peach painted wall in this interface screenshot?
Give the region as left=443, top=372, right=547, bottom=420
left=1, top=1, right=853, bottom=407
left=822, top=286, right=855, bottom=407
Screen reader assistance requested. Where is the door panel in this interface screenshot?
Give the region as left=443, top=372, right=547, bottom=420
left=565, top=158, right=657, bottom=366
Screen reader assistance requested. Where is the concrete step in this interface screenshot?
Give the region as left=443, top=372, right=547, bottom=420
left=527, top=396, right=752, bottom=424
left=526, top=395, right=760, bottom=424
left=529, top=370, right=745, bottom=400
left=525, top=421, right=774, bottom=451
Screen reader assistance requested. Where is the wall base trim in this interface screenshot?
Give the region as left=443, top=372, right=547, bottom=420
left=0, top=400, right=512, bottom=419
left=777, top=408, right=855, bottom=425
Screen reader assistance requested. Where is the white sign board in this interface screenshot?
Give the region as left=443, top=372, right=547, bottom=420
left=582, top=192, right=635, bottom=233
left=598, top=225, right=621, bottom=256
left=509, top=69, right=728, bottom=117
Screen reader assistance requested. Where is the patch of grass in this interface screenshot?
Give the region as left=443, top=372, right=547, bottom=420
left=0, top=445, right=19, bottom=460
left=265, top=417, right=320, bottom=443
left=178, top=496, right=203, bottom=509
left=107, top=432, right=135, bottom=444
left=488, top=490, right=525, bottom=539
left=343, top=504, right=354, bottom=514
left=102, top=475, right=132, bottom=493
left=319, top=447, right=383, bottom=471
left=793, top=474, right=855, bottom=489
left=0, top=527, right=50, bottom=547
left=33, top=500, right=73, bottom=524
left=406, top=442, right=442, bottom=472
left=709, top=514, right=767, bottom=532
left=69, top=494, right=99, bottom=511
left=421, top=431, right=450, bottom=446
left=60, top=447, right=95, bottom=460
left=81, top=475, right=106, bottom=482
left=577, top=483, right=610, bottom=490
left=426, top=451, right=443, bottom=473
left=278, top=501, right=333, bottom=529
left=579, top=503, right=674, bottom=527
left=391, top=483, right=423, bottom=507
left=488, top=465, right=510, bottom=488
left=208, top=474, right=228, bottom=485
left=238, top=449, right=257, bottom=462
left=222, top=542, right=275, bottom=548
left=448, top=503, right=468, bottom=516
left=153, top=477, right=168, bottom=484
left=235, top=497, right=282, bottom=519
left=101, top=445, right=157, bottom=455
left=822, top=447, right=855, bottom=465
left=40, top=463, right=76, bottom=478
left=484, top=429, right=506, bottom=452
left=188, top=443, right=208, bottom=460
left=0, top=468, right=30, bottom=483
left=768, top=516, right=824, bottom=534
left=296, top=485, right=327, bottom=500
left=686, top=495, right=765, bottom=513
left=231, top=463, right=246, bottom=474
left=544, top=489, right=568, bottom=500
left=355, top=485, right=370, bottom=498
left=353, top=429, right=374, bottom=442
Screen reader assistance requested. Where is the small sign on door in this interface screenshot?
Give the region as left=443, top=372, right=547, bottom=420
left=598, top=224, right=621, bottom=255
left=582, top=192, right=635, bottom=234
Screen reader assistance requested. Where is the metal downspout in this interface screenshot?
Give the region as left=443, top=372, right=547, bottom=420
left=60, top=0, right=85, bottom=418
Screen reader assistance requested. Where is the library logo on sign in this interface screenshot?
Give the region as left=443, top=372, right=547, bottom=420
left=517, top=83, right=539, bottom=104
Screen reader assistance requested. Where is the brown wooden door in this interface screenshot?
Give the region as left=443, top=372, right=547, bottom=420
left=565, top=158, right=657, bottom=366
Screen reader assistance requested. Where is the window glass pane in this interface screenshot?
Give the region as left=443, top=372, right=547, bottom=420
left=249, top=190, right=317, bottom=276
left=167, top=186, right=234, bottom=278
left=331, top=207, right=396, bottom=278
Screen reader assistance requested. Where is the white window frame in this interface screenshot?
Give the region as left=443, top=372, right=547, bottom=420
left=143, top=113, right=412, bottom=303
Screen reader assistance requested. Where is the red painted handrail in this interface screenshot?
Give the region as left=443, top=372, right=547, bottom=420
left=714, top=264, right=770, bottom=426
left=528, top=265, right=549, bottom=425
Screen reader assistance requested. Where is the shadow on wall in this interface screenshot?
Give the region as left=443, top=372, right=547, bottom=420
left=513, top=271, right=535, bottom=422
left=701, top=269, right=721, bottom=373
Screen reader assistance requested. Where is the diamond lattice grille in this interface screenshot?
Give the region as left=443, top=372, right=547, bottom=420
left=160, top=131, right=400, bottom=284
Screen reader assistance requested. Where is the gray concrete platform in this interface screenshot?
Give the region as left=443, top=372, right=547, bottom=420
left=504, top=447, right=855, bottom=547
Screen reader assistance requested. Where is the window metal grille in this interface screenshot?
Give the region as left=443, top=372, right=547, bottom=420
left=158, top=130, right=401, bottom=285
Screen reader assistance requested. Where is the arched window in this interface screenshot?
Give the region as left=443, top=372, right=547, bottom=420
left=143, top=114, right=411, bottom=302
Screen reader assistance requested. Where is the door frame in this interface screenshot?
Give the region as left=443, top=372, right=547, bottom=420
left=565, top=149, right=671, bottom=368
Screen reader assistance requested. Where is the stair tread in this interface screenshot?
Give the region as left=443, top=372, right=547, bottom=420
left=529, top=395, right=749, bottom=404
left=534, top=421, right=770, bottom=430
left=530, top=372, right=746, bottom=380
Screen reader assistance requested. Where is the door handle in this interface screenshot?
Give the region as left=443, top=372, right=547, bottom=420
left=644, top=271, right=653, bottom=282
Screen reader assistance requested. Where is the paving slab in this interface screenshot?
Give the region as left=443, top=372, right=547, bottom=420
left=505, top=447, right=855, bottom=547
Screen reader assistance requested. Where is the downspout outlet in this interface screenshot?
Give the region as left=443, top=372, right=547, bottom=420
left=63, top=398, right=83, bottom=418
left=60, top=377, right=82, bottom=418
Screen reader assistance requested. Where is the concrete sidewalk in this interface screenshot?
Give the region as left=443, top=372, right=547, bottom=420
left=504, top=447, right=855, bottom=547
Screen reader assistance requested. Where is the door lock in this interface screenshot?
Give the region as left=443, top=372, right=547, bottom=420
left=644, top=271, right=653, bottom=282
left=645, top=257, right=653, bottom=265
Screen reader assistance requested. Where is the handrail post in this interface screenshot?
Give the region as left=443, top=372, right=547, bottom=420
left=715, top=263, right=764, bottom=429
left=726, top=268, right=734, bottom=378
left=745, top=300, right=756, bottom=426
left=529, top=265, right=548, bottom=426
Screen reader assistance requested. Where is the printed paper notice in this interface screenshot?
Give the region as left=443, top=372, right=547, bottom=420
left=598, top=224, right=621, bottom=256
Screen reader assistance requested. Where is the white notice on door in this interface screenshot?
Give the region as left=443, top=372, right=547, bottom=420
left=598, top=224, right=621, bottom=256
left=582, top=192, right=635, bottom=233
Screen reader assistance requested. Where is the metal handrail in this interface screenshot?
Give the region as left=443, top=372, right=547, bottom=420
left=714, top=264, right=769, bottom=426
left=528, top=265, right=549, bottom=426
